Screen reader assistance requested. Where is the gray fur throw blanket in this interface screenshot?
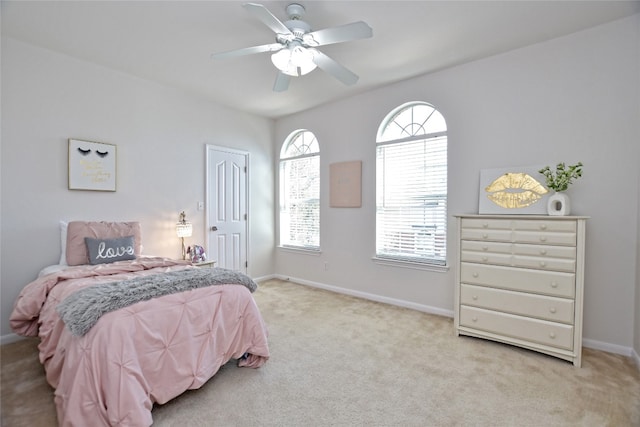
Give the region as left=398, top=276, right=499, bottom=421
left=57, top=267, right=257, bottom=336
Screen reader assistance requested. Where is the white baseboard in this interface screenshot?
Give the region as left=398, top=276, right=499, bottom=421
left=273, top=274, right=454, bottom=319
left=582, top=337, right=635, bottom=357
left=1, top=333, right=23, bottom=345
left=253, top=273, right=278, bottom=283
left=632, top=348, right=640, bottom=371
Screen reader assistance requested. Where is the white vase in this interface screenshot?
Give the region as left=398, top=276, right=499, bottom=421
left=547, top=192, right=570, bottom=216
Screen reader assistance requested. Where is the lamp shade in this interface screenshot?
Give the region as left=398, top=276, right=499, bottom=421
left=176, top=222, right=192, bottom=238
left=176, top=211, right=193, bottom=237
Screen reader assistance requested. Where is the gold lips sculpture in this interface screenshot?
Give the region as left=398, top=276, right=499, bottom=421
left=485, top=172, right=548, bottom=209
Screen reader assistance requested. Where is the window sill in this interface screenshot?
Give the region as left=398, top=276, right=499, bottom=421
left=371, top=256, right=449, bottom=272
left=278, top=246, right=322, bottom=256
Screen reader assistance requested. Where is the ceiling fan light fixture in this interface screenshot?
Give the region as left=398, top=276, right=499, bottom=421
left=213, top=2, right=373, bottom=91
left=271, top=45, right=317, bottom=76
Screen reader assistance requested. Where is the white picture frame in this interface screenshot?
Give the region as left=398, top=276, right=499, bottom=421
left=68, top=139, right=117, bottom=191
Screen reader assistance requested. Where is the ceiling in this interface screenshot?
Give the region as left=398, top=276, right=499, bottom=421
left=2, top=1, right=639, bottom=119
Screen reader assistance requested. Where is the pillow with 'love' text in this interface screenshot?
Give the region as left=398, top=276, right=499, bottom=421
left=85, top=236, right=136, bottom=265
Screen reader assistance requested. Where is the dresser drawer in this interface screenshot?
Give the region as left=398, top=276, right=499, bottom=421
left=460, top=262, right=575, bottom=298
left=460, top=228, right=512, bottom=242
left=513, top=243, right=576, bottom=260
left=460, top=218, right=512, bottom=230
left=512, top=255, right=576, bottom=272
left=460, top=250, right=512, bottom=266
left=512, top=219, right=577, bottom=233
left=459, top=306, right=574, bottom=350
left=460, top=284, right=574, bottom=323
left=512, top=230, right=576, bottom=246
left=461, top=240, right=512, bottom=254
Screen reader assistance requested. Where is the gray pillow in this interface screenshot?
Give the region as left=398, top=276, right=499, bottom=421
left=85, top=235, right=136, bottom=265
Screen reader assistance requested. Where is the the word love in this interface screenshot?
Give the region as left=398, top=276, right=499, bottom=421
left=96, top=241, right=135, bottom=260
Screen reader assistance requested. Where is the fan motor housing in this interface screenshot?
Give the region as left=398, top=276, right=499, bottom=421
left=285, top=19, right=311, bottom=37
left=285, top=3, right=306, bottom=19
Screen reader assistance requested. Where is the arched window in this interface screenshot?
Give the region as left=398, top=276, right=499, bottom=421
left=279, top=130, right=320, bottom=250
left=376, top=102, right=447, bottom=266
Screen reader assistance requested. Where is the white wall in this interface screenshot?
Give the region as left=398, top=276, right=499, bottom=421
left=0, top=38, right=275, bottom=338
left=275, top=15, right=640, bottom=352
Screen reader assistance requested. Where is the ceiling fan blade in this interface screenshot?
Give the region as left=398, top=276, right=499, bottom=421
left=211, top=43, right=283, bottom=59
left=312, top=50, right=359, bottom=86
left=244, top=3, right=292, bottom=36
left=305, top=21, right=372, bottom=47
left=273, top=72, right=291, bottom=92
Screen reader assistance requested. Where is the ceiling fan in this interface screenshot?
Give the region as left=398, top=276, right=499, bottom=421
left=211, top=2, right=373, bottom=92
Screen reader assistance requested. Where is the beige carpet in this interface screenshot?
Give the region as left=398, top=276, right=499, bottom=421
left=2, top=278, right=639, bottom=426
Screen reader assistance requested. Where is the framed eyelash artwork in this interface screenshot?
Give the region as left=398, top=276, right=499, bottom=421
left=68, top=139, right=117, bottom=191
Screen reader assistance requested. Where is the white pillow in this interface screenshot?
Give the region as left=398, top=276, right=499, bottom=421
left=38, top=264, right=68, bottom=278
left=59, top=221, right=68, bottom=266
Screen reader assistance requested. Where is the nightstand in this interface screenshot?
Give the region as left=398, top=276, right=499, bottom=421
left=193, top=260, right=216, bottom=268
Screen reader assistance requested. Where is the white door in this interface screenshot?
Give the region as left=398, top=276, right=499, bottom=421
left=206, top=145, right=248, bottom=273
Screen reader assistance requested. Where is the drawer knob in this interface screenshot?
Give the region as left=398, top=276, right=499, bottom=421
left=472, top=317, right=478, bottom=322
left=472, top=272, right=479, bottom=278
left=539, top=261, right=547, bottom=267
left=549, top=307, right=557, bottom=314
left=540, top=249, right=547, bottom=255
left=482, top=246, right=489, bottom=251
left=472, top=295, right=478, bottom=301
left=540, top=224, right=547, bottom=230
left=482, top=223, right=489, bottom=228
left=550, top=282, right=558, bottom=288
left=482, top=257, right=488, bottom=262
left=482, top=233, right=488, bottom=239
left=539, top=236, right=547, bottom=242
left=549, top=332, right=556, bottom=339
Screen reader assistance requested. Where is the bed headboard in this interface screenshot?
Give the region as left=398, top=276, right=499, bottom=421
left=65, top=221, right=142, bottom=266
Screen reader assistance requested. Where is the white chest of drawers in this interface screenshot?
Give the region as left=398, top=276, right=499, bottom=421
left=454, top=214, right=587, bottom=367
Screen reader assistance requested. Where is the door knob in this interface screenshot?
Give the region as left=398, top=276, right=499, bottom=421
left=210, top=226, right=218, bottom=231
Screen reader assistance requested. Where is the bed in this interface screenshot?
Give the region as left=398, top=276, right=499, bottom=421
left=9, top=221, right=270, bottom=427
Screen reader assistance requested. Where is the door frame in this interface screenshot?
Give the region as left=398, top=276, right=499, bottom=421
left=205, top=144, right=250, bottom=274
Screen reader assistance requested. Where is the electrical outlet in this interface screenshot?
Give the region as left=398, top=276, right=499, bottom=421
left=197, top=201, right=204, bottom=211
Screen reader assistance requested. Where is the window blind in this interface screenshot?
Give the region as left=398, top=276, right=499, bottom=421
left=376, top=136, right=447, bottom=264
left=279, top=155, right=320, bottom=249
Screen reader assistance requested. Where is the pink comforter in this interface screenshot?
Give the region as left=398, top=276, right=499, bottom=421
left=10, top=258, right=270, bottom=427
